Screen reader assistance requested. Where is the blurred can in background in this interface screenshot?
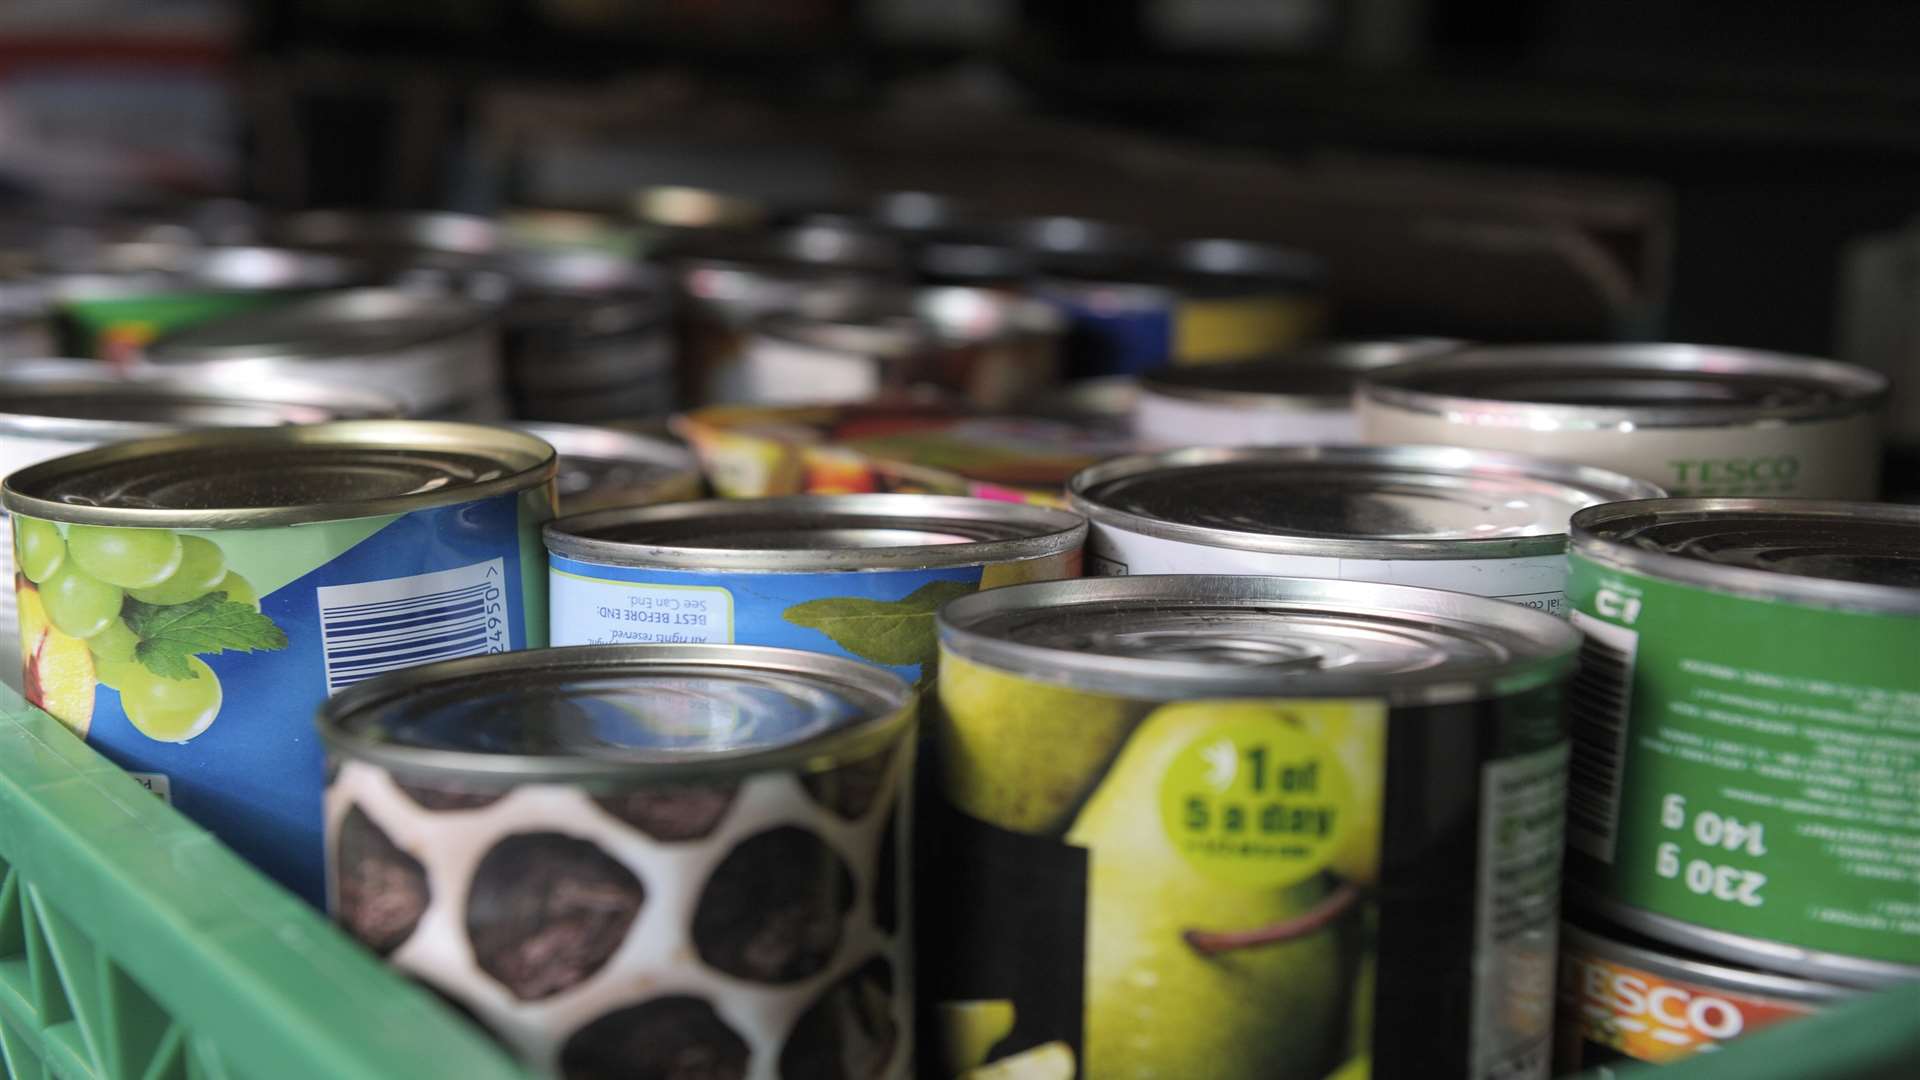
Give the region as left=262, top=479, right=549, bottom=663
left=1357, top=345, right=1888, bottom=498
left=511, top=420, right=701, bottom=514
left=1133, top=339, right=1458, bottom=447
left=145, top=287, right=511, bottom=419
left=500, top=249, right=676, bottom=423
left=735, top=285, right=1063, bottom=408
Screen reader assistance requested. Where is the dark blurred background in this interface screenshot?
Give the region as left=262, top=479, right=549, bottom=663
left=7, top=0, right=1920, bottom=353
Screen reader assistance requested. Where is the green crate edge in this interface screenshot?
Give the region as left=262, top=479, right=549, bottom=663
left=0, top=686, right=531, bottom=1080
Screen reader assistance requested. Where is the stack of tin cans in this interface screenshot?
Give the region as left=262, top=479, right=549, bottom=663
left=2, top=190, right=1918, bottom=1080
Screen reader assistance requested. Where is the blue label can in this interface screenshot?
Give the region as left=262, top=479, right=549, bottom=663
left=1037, top=279, right=1176, bottom=379
left=545, top=495, right=1085, bottom=686
left=2, top=421, right=556, bottom=902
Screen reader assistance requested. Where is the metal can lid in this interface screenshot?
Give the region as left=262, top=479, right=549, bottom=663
left=273, top=209, right=499, bottom=258
left=872, top=190, right=966, bottom=235
left=1571, top=498, right=1920, bottom=615
left=510, top=421, right=697, bottom=506
left=1139, top=339, right=1462, bottom=405
left=1010, top=216, right=1155, bottom=277
left=766, top=286, right=1062, bottom=354
left=938, top=575, right=1580, bottom=703
left=1070, top=445, right=1664, bottom=560
left=917, top=240, right=1035, bottom=284
left=1561, top=919, right=1857, bottom=1005
left=1, top=420, right=555, bottom=528
left=500, top=247, right=655, bottom=296
left=188, top=245, right=353, bottom=291
left=631, top=186, right=768, bottom=231
left=0, top=365, right=399, bottom=442
left=316, top=644, right=913, bottom=784
left=545, top=493, right=1086, bottom=571
left=146, top=288, right=497, bottom=364
left=773, top=223, right=907, bottom=274
left=1167, top=237, right=1326, bottom=288
left=1359, top=344, right=1888, bottom=429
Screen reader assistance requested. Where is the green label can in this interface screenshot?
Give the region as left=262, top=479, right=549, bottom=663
left=1564, top=498, right=1920, bottom=986
left=928, top=576, right=1581, bottom=1080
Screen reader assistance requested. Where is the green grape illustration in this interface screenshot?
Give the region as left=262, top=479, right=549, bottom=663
left=20, top=522, right=291, bottom=745
left=66, top=525, right=181, bottom=589
left=129, top=535, right=227, bottom=605
left=15, top=517, right=65, bottom=583
left=41, top=565, right=124, bottom=638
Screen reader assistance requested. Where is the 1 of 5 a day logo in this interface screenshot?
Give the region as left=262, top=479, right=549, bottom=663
left=15, top=519, right=282, bottom=741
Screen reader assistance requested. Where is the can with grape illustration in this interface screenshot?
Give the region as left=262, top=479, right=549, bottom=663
left=1068, top=445, right=1663, bottom=614
left=928, top=575, right=1581, bottom=1080
left=545, top=494, right=1085, bottom=686
left=1553, top=920, right=1855, bottom=1076
left=318, top=643, right=915, bottom=1079
left=0, top=365, right=400, bottom=686
left=2, top=420, right=556, bottom=902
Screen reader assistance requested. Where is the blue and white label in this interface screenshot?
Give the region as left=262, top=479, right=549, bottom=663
left=550, top=554, right=992, bottom=685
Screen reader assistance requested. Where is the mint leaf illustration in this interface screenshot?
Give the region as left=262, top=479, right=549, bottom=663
left=782, top=580, right=977, bottom=667
left=124, top=592, right=289, bottom=680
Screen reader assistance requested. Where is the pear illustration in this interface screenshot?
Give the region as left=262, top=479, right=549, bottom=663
left=960, top=1041, right=1075, bottom=1080
left=940, top=1000, right=1017, bottom=1075
left=1295, top=708, right=1385, bottom=885
left=1065, top=700, right=1352, bottom=1080
left=936, top=653, right=1145, bottom=835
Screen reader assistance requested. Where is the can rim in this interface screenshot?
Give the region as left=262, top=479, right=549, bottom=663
left=545, top=493, right=1087, bottom=571
left=1357, top=344, right=1888, bottom=429
left=1136, top=340, right=1462, bottom=408
left=315, top=643, right=915, bottom=783
left=1570, top=498, right=1920, bottom=615
left=937, top=574, right=1582, bottom=703
left=0, top=420, right=557, bottom=528
left=1069, top=444, right=1665, bottom=560
left=1568, top=890, right=1920, bottom=990
left=0, top=367, right=402, bottom=443
left=1559, top=921, right=1858, bottom=1004
left=146, top=287, right=499, bottom=364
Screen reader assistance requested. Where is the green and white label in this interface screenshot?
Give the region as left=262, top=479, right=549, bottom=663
left=1566, top=554, right=1920, bottom=966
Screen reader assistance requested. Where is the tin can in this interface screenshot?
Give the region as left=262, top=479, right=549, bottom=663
left=144, top=287, right=510, bottom=419
left=546, top=494, right=1084, bottom=684
left=511, top=421, right=701, bottom=514
left=1068, top=445, right=1664, bottom=612
left=500, top=249, right=675, bottom=422
left=51, top=245, right=352, bottom=362
left=1554, top=920, right=1855, bottom=1075
left=737, top=286, right=1064, bottom=408
left=915, top=239, right=1036, bottom=289
left=1563, top=498, right=1920, bottom=986
left=319, top=644, right=915, bottom=1079
left=672, top=228, right=898, bottom=407
left=672, top=401, right=1138, bottom=506
left=1164, top=238, right=1327, bottom=365
left=1133, top=339, right=1459, bottom=447
left=1356, top=345, right=1889, bottom=499
left=0, top=364, right=400, bottom=685
left=3, top=421, right=556, bottom=902
left=928, top=575, right=1582, bottom=1080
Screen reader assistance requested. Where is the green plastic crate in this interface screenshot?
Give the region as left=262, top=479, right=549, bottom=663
left=0, top=685, right=531, bottom=1080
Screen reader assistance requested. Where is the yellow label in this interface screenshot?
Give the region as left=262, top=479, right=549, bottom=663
left=1175, top=295, right=1325, bottom=364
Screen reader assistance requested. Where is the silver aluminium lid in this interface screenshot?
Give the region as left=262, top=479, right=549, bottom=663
left=1561, top=922, right=1856, bottom=1005
left=938, top=574, right=1580, bottom=703
left=1359, top=344, right=1888, bottom=430
left=1571, top=498, right=1920, bottom=615
left=545, top=493, right=1086, bottom=572
left=1139, top=339, right=1462, bottom=406
left=316, top=644, right=913, bottom=784
left=1070, top=444, right=1665, bottom=560
left=0, top=365, right=399, bottom=443
left=1169, top=237, right=1325, bottom=289
left=1, top=420, right=555, bottom=529
left=511, top=421, right=699, bottom=510
left=147, top=287, right=496, bottom=365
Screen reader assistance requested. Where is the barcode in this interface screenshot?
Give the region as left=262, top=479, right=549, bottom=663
left=1566, top=612, right=1639, bottom=863
left=316, top=560, right=510, bottom=693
